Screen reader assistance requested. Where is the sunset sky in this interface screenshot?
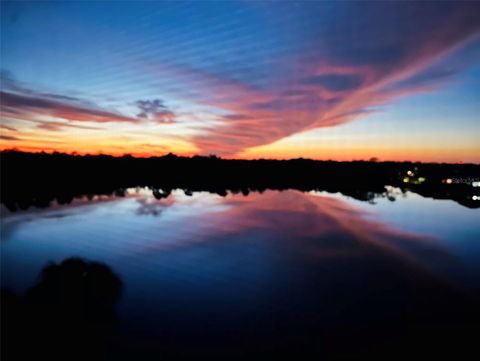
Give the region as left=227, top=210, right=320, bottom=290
left=1, top=1, right=480, bottom=162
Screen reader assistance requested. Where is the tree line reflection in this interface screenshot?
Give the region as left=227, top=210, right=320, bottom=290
left=2, top=151, right=479, bottom=211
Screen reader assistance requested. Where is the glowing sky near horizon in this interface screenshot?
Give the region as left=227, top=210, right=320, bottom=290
left=1, top=1, right=480, bottom=162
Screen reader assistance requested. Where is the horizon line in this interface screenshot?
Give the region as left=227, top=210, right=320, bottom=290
left=1, top=148, right=477, bottom=166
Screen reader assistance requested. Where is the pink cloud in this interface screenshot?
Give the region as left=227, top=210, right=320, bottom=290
left=174, top=6, right=480, bottom=156
left=1, top=91, right=137, bottom=124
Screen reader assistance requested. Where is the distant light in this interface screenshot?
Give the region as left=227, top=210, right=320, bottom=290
left=446, top=178, right=453, bottom=184
left=403, top=177, right=409, bottom=183
left=407, top=170, right=414, bottom=176
left=473, top=182, right=480, bottom=187
left=473, top=196, right=479, bottom=201
left=418, top=177, right=426, bottom=183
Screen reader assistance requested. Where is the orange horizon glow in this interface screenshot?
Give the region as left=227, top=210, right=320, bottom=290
left=2, top=143, right=478, bottom=164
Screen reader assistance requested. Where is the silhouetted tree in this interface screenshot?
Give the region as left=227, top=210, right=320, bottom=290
left=2, top=257, right=122, bottom=361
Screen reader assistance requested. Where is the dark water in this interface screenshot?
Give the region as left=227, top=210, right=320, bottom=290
left=2, top=189, right=480, bottom=360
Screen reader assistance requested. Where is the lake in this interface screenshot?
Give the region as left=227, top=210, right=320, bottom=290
left=2, top=188, right=479, bottom=359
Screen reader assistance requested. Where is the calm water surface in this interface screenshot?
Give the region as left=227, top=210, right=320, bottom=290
left=2, top=189, right=479, bottom=358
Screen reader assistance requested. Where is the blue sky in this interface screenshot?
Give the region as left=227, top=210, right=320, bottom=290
left=1, top=1, right=480, bottom=161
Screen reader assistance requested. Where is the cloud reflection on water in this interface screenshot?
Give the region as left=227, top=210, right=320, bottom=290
left=2, top=188, right=476, bottom=291
left=2, top=188, right=479, bottom=359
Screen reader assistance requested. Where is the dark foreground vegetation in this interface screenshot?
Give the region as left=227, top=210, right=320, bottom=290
left=2, top=258, right=122, bottom=361
left=1, top=150, right=479, bottom=210
left=2, top=256, right=479, bottom=360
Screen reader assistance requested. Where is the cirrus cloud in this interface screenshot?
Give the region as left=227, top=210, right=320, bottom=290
left=178, top=2, right=480, bottom=156
left=1, top=90, right=137, bottom=123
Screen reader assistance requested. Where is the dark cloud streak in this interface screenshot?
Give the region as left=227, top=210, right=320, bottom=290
left=136, top=99, right=176, bottom=124
left=0, top=124, right=18, bottom=132
left=0, top=134, right=22, bottom=141
left=1, top=90, right=137, bottom=124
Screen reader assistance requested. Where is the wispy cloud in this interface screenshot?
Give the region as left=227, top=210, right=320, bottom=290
left=1, top=90, right=137, bottom=123
left=0, top=134, right=22, bottom=141
left=0, top=124, right=17, bottom=132
left=1, top=70, right=139, bottom=125
left=178, top=2, right=480, bottom=155
left=34, top=120, right=101, bottom=131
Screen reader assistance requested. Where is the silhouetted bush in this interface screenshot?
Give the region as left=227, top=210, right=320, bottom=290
left=1, top=257, right=122, bottom=360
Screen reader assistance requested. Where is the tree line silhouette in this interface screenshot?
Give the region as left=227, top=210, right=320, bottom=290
left=1, top=150, right=479, bottom=210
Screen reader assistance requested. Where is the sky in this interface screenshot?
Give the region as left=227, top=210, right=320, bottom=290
left=1, top=0, right=480, bottom=162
